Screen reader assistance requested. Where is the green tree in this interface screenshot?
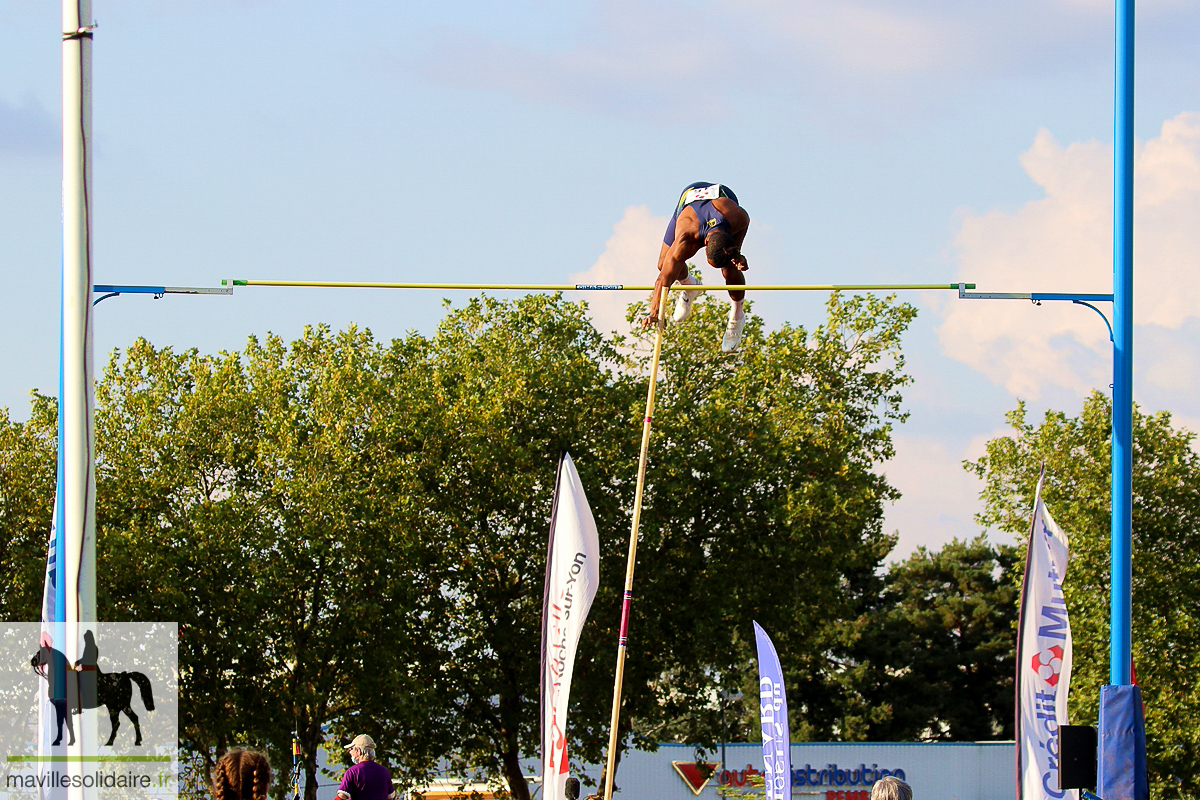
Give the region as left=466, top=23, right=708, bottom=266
left=833, top=536, right=1019, bottom=740
left=0, top=397, right=57, bottom=621
left=93, top=328, right=449, bottom=799
left=969, top=392, right=1200, bottom=797
left=2, top=289, right=923, bottom=800
left=93, top=339, right=272, bottom=779
left=388, top=294, right=641, bottom=800
left=561, top=291, right=918, bottom=782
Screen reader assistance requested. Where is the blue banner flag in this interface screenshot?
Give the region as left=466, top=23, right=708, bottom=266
left=753, top=621, right=791, bottom=800
left=41, top=503, right=58, bottom=637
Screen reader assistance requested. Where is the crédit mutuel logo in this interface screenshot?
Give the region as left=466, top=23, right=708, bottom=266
left=1030, top=645, right=1065, bottom=687
left=0, top=623, right=178, bottom=800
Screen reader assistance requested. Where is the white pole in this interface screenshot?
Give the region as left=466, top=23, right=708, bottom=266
left=61, top=0, right=97, bottom=792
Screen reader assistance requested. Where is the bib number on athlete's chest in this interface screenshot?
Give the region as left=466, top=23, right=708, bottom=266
left=681, top=184, right=723, bottom=205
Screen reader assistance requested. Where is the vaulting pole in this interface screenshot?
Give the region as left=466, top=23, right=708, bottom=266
left=601, top=292, right=668, bottom=800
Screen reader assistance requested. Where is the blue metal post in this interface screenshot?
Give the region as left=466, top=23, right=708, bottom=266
left=1111, top=0, right=1134, bottom=689
left=1100, top=0, right=1145, bottom=795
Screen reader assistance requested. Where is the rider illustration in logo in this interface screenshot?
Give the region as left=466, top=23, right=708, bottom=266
left=75, top=629, right=98, bottom=713
left=31, top=629, right=155, bottom=746
left=1030, top=645, right=1065, bottom=686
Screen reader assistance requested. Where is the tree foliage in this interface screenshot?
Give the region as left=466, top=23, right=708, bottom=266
left=583, top=291, right=918, bottom=759
left=91, top=327, right=449, bottom=797
left=0, top=398, right=57, bottom=620
left=830, top=536, right=1019, bottom=741
left=0, top=290, right=924, bottom=798
left=386, top=295, right=640, bottom=799
left=969, top=391, right=1200, bottom=797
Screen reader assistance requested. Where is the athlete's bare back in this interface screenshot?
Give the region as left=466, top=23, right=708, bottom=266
left=646, top=194, right=749, bottom=328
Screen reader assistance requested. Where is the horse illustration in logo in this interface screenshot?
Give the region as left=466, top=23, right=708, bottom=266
left=31, top=632, right=155, bottom=746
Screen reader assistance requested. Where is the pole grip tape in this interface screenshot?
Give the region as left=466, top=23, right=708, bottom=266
left=618, top=591, right=633, bottom=645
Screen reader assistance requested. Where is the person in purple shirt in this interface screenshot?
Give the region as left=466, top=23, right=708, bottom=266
left=337, top=735, right=395, bottom=800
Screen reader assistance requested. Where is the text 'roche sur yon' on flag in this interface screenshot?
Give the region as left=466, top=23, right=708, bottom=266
left=541, top=453, right=600, bottom=800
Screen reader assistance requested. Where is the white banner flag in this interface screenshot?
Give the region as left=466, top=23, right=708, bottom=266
left=1017, top=470, right=1074, bottom=800
left=541, top=453, right=601, bottom=800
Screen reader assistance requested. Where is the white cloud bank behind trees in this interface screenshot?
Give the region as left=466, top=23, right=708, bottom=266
left=938, top=111, right=1200, bottom=409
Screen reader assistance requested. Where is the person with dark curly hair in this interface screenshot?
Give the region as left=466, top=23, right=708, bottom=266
left=212, top=748, right=271, bottom=800
left=645, top=182, right=750, bottom=352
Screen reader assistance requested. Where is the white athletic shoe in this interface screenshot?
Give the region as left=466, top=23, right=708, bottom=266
left=721, top=313, right=746, bottom=352
left=672, top=276, right=703, bottom=323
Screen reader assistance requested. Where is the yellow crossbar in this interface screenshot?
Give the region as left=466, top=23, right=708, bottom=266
left=223, top=279, right=974, bottom=291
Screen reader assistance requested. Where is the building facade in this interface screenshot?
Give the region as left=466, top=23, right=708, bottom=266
left=310, top=741, right=1017, bottom=800
left=606, top=742, right=1015, bottom=800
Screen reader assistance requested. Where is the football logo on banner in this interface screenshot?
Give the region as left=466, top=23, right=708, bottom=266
left=1031, top=645, right=1065, bottom=686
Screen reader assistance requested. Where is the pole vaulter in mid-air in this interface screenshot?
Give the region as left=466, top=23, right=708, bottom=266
left=645, top=182, right=751, bottom=352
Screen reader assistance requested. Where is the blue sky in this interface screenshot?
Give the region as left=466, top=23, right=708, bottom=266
left=3, top=0, right=1199, bottom=558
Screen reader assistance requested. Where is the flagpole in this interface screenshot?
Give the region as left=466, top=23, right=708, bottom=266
left=1014, top=467, right=1045, bottom=800
left=61, top=0, right=97, bottom=638
left=61, top=0, right=97, bottom=795
left=602, top=292, right=668, bottom=800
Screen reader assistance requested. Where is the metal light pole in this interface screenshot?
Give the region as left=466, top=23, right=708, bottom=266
left=1098, top=0, right=1149, bottom=797
left=1110, top=0, right=1135, bottom=696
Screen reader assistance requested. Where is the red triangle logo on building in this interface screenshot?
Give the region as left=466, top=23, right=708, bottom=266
left=671, top=761, right=720, bottom=796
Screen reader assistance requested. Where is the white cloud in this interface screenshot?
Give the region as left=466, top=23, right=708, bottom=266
left=572, top=205, right=667, bottom=336
left=936, top=111, right=1200, bottom=399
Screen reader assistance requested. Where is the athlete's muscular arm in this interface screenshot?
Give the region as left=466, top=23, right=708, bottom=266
left=645, top=209, right=704, bottom=327
left=645, top=240, right=692, bottom=327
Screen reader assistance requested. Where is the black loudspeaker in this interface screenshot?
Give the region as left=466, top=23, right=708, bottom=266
left=1059, top=725, right=1098, bottom=791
